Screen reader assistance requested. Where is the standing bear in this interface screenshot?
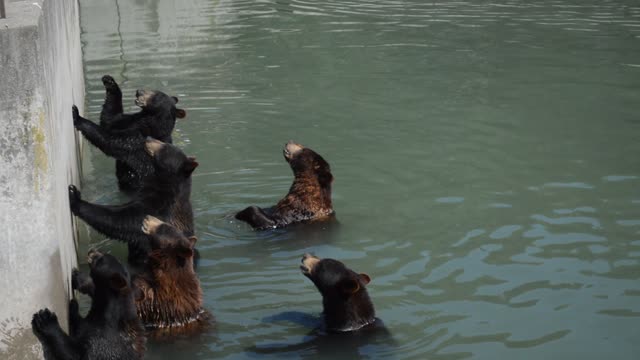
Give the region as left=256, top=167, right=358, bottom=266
left=72, top=217, right=209, bottom=338
left=69, top=137, right=198, bottom=267
left=72, top=75, right=186, bottom=192
left=235, top=141, right=335, bottom=230
left=32, top=250, right=145, bottom=360
left=136, top=215, right=210, bottom=337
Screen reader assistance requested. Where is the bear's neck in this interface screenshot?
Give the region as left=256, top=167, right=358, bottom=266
left=87, top=290, right=140, bottom=330
left=287, top=174, right=333, bottom=214
left=322, top=289, right=376, bottom=332
left=137, top=263, right=203, bottom=328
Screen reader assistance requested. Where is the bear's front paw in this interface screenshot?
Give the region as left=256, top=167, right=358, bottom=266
left=68, top=185, right=81, bottom=213
left=101, top=75, right=120, bottom=92
left=72, top=105, right=80, bottom=126
left=69, top=298, right=79, bottom=315
left=71, top=268, right=81, bottom=290
left=31, top=309, right=59, bottom=337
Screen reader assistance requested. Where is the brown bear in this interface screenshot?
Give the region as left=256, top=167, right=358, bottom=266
left=235, top=141, right=334, bottom=230
left=135, top=215, right=210, bottom=338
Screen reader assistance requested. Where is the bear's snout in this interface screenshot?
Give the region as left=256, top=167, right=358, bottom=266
left=300, top=253, right=320, bottom=275
left=87, top=249, right=103, bottom=265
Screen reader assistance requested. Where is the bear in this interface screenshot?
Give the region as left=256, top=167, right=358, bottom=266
left=72, top=75, right=186, bottom=192
left=135, top=215, right=210, bottom=337
left=31, top=250, right=145, bottom=360
left=98, top=75, right=184, bottom=142
left=72, top=217, right=209, bottom=339
left=299, top=254, right=377, bottom=332
left=100, top=75, right=185, bottom=191
left=68, top=137, right=198, bottom=268
left=247, top=254, right=393, bottom=357
left=235, top=141, right=334, bottom=230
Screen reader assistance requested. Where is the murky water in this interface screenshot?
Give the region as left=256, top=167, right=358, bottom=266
left=77, top=0, right=640, bottom=359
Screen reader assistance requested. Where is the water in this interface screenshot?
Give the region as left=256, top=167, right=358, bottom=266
left=77, top=0, right=640, bottom=359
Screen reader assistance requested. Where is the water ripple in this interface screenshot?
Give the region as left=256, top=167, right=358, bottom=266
left=77, top=0, right=640, bottom=358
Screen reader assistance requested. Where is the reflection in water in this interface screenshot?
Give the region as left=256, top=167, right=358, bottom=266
left=78, top=0, right=640, bottom=359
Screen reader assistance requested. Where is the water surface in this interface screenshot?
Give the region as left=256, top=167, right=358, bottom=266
left=78, top=0, right=640, bottom=359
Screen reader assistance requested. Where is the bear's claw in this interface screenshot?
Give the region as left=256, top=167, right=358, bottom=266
left=68, top=185, right=81, bottom=212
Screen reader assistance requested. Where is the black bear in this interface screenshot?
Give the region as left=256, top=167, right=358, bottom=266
left=300, top=253, right=376, bottom=332
left=235, top=141, right=334, bottom=230
left=248, top=254, right=393, bottom=357
left=135, top=215, right=210, bottom=337
left=72, top=75, right=186, bottom=192
left=32, top=250, right=145, bottom=360
left=69, top=137, right=198, bottom=267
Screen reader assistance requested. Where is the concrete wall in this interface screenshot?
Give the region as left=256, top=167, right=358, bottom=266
left=0, top=0, right=84, bottom=358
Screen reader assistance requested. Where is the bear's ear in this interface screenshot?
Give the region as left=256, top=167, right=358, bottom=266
left=183, top=157, right=199, bottom=175
left=341, top=278, right=360, bottom=295
left=359, top=273, right=371, bottom=285
left=176, top=108, right=186, bottom=119
left=133, top=286, right=146, bottom=302
left=109, top=274, right=128, bottom=292
left=172, top=96, right=179, bottom=104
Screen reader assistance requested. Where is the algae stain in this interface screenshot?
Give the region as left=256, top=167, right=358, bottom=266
left=31, top=109, right=49, bottom=192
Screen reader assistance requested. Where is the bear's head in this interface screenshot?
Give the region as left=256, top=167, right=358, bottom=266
left=141, top=215, right=197, bottom=269
left=87, top=250, right=134, bottom=299
left=300, top=254, right=375, bottom=332
left=145, top=137, right=198, bottom=178
left=135, top=89, right=186, bottom=119
left=283, top=140, right=333, bottom=189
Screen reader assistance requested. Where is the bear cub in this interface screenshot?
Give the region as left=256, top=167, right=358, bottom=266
left=235, top=141, right=334, bottom=230
left=72, top=75, right=186, bottom=192
left=98, top=75, right=185, bottom=142
left=300, top=254, right=377, bottom=332
left=32, top=250, right=145, bottom=360
left=69, top=137, right=197, bottom=267
left=134, top=215, right=209, bottom=337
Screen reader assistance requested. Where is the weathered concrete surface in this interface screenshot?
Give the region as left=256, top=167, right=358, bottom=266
left=0, top=0, right=84, bottom=358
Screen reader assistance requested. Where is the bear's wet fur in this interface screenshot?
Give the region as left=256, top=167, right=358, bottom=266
left=235, top=141, right=334, bottom=230
left=68, top=138, right=197, bottom=267
left=72, top=75, right=186, bottom=192
left=133, top=216, right=210, bottom=337
left=32, top=250, right=145, bottom=360
left=300, top=254, right=376, bottom=332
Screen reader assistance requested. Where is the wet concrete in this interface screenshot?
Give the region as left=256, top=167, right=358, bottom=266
left=0, top=0, right=84, bottom=358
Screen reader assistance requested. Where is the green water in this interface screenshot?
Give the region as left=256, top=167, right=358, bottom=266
left=77, top=0, right=640, bottom=359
